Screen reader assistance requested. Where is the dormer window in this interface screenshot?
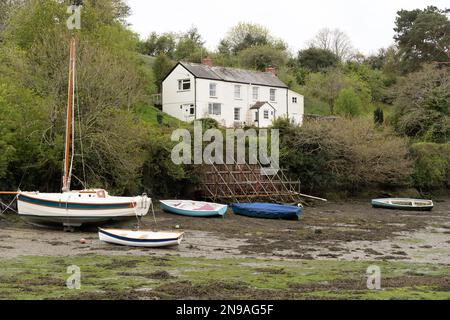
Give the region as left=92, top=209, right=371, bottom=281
left=178, top=79, right=191, bottom=91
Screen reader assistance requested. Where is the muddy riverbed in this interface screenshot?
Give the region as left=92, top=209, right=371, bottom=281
left=1, top=199, right=449, bottom=264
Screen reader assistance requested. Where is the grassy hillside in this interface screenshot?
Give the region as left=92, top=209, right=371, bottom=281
left=135, top=104, right=188, bottom=129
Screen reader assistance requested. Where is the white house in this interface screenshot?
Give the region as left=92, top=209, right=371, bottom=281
left=162, top=59, right=304, bottom=128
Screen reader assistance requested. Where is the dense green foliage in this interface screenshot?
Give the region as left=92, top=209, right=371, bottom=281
left=394, top=6, right=450, bottom=73
left=334, top=88, right=364, bottom=118
left=297, top=48, right=339, bottom=73
left=273, top=118, right=412, bottom=194
left=411, top=143, right=450, bottom=192
left=0, top=1, right=449, bottom=197
left=392, top=65, right=449, bottom=143
left=0, top=0, right=188, bottom=195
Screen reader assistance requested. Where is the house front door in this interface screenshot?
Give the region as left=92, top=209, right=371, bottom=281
left=183, top=104, right=195, bottom=121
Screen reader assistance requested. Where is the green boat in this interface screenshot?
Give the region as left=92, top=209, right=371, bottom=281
left=371, top=198, right=434, bottom=211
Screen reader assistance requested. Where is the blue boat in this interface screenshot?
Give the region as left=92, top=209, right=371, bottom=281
left=231, top=203, right=303, bottom=220
left=160, top=200, right=228, bottom=217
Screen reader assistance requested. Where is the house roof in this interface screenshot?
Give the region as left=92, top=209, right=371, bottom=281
left=250, top=101, right=276, bottom=110
left=179, top=62, right=288, bottom=88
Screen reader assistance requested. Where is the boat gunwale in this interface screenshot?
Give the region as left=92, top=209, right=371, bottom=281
left=99, top=228, right=184, bottom=243
left=372, top=198, right=434, bottom=208
left=18, top=193, right=136, bottom=209
left=160, top=200, right=227, bottom=212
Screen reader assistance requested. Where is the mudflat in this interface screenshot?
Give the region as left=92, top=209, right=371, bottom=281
left=0, top=199, right=448, bottom=300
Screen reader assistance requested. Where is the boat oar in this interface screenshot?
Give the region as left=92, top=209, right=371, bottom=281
left=299, top=193, right=328, bottom=202
left=0, top=192, right=19, bottom=195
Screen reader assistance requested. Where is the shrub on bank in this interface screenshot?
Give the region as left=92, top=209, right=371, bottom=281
left=273, top=118, right=413, bottom=194
left=411, top=143, right=450, bottom=192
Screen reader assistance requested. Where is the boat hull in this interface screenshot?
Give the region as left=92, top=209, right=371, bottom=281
left=371, top=199, right=434, bottom=212
left=17, top=192, right=150, bottom=227
left=99, top=229, right=183, bottom=247
left=231, top=203, right=302, bottom=220
left=160, top=200, right=227, bottom=217
left=18, top=214, right=135, bottom=228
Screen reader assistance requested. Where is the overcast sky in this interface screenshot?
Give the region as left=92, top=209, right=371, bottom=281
left=126, top=0, right=448, bottom=55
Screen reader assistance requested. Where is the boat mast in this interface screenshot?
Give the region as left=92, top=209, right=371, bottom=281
left=63, top=37, right=76, bottom=193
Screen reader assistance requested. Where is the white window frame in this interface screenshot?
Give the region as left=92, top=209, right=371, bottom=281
left=209, top=83, right=217, bottom=97
left=178, top=79, right=191, bottom=91
left=208, top=103, right=221, bottom=116
left=270, top=89, right=276, bottom=102
left=234, top=85, right=241, bottom=99
left=292, top=97, right=298, bottom=104
left=252, top=87, right=259, bottom=100
left=264, top=110, right=269, bottom=119
left=234, top=108, right=241, bottom=121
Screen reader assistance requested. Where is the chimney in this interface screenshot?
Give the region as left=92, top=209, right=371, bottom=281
left=202, top=57, right=213, bottom=67
left=265, top=66, right=277, bottom=75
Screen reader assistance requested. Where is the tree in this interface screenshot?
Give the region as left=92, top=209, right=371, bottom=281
left=222, top=22, right=269, bottom=53
left=297, top=47, right=339, bottom=72
left=393, top=64, right=450, bottom=142
left=305, top=67, right=372, bottom=114
left=335, top=88, right=364, bottom=118
left=344, top=61, right=389, bottom=103
left=365, top=48, right=389, bottom=70
left=394, top=6, right=450, bottom=73
left=374, top=107, right=384, bottom=125
left=153, top=54, right=175, bottom=91
left=139, top=26, right=206, bottom=62
left=183, top=26, right=205, bottom=47
left=305, top=68, right=352, bottom=114
left=139, top=32, right=176, bottom=57
left=221, top=22, right=287, bottom=54
left=0, top=0, right=158, bottom=193
left=174, top=27, right=207, bottom=63
left=308, top=28, right=354, bottom=61
left=238, top=45, right=288, bottom=71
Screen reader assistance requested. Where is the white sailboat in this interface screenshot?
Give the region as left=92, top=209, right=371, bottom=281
left=15, top=37, right=151, bottom=228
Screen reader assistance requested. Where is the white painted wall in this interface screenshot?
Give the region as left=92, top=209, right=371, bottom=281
left=162, top=64, right=196, bottom=122
left=288, top=90, right=305, bottom=126
left=162, top=64, right=305, bottom=128
left=250, top=103, right=277, bottom=128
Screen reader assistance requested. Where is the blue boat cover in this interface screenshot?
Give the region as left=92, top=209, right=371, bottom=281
left=231, top=203, right=302, bottom=220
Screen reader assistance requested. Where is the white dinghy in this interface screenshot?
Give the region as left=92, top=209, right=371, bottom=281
left=160, top=200, right=227, bottom=217
left=99, top=228, right=184, bottom=248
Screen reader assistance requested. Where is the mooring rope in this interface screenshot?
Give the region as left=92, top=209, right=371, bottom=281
left=135, top=196, right=158, bottom=231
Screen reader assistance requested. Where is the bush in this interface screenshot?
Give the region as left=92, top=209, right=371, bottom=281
left=335, top=88, right=364, bottom=118
left=274, top=118, right=413, bottom=193
left=142, top=128, right=189, bottom=197
left=411, top=143, right=450, bottom=192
